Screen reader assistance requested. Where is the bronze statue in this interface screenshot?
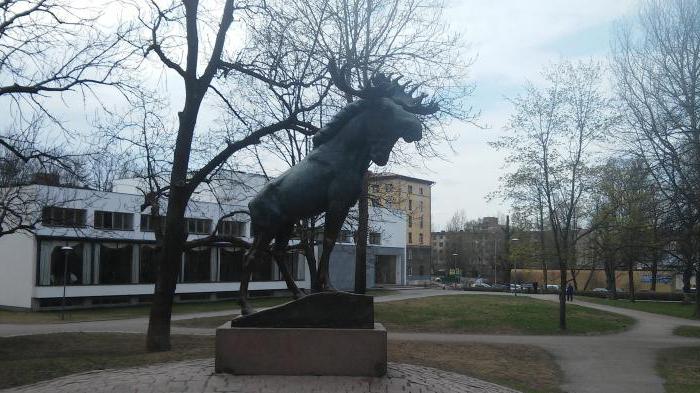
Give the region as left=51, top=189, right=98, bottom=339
left=238, top=62, right=438, bottom=315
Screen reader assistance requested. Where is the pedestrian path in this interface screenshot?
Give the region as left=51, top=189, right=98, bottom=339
left=3, top=289, right=700, bottom=392
left=2, top=360, right=520, bottom=393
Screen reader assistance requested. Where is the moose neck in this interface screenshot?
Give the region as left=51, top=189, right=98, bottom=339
left=323, top=111, right=373, bottom=174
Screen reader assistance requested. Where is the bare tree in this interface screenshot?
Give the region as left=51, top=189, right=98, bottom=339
left=0, top=0, right=133, bottom=166
left=124, top=0, right=332, bottom=351
left=612, top=0, right=700, bottom=315
left=495, top=60, right=616, bottom=329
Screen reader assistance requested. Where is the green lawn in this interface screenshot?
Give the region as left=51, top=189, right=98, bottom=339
left=375, top=295, right=634, bottom=335
left=580, top=296, right=700, bottom=319
left=657, top=346, right=700, bottom=393
left=0, top=289, right=397, bottom=325
left=674, top=326, right=700, bottom=338
left=0, top=297, right=292, bottom=324
left=173, top=294, right=634, bottom=334
left=0, top=332, right=562, bottom=393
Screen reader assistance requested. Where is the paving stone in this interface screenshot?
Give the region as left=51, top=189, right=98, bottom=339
left=1, top=360, right=520, bottom=393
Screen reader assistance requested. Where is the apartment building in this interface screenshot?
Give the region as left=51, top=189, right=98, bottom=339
left=369, top=173, right=433, bottom=279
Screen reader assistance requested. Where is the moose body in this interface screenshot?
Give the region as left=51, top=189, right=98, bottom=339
left=238, top=67, right=438, bottom=315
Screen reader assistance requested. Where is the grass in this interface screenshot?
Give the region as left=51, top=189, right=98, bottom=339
left=0, top=332, right=563, bottom=393
left=173, top=294, right=634, bottom=334
left=0, top=289, right=398, bottom=325
left=657, top=346, right=700, bottom=393
left=172, top=289, right=399, bottom=329
left=673, top=326, right=700, bottom=338
left=0, top=333, right=214, bottom=389
left=580, top=296, right=700, bottom=319
left=375, top=295, right=634, bottom=335
left=0, top=297, right=293, bottom=324
left=389, top=341, right=564, bottom=393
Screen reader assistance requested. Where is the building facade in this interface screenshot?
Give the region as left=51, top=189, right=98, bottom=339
left=431, top=217, right=506, bottom=282
left=369, top=173, right=433, bottom=281
left=0, top=176, right=406, bottom=310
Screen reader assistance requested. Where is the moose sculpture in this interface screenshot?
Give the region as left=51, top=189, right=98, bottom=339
left=238, top=62, right=439, bottom=315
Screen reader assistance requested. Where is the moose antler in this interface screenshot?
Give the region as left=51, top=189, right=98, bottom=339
left=328, top=58, right=439, bottom=115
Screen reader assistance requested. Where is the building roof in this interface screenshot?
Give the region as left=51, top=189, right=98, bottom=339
left=369, top=172, right=435, bottom=186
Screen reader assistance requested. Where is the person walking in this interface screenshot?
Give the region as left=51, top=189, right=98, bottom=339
left=566, top=283, right=574, bottom=302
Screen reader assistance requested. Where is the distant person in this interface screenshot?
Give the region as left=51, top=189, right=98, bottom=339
left=566, top=283, right=574, bottom=301
left=533, top=282, right=539, bottom=294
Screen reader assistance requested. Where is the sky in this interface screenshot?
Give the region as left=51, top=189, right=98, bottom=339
left=419, top=0, right=639, bottom=230
left=1, top=0, right=642, bottom=230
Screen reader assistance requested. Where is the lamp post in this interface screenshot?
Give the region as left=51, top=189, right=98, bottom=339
left=510, top=238, right=519, bottom=296
left=452, top=253, right=458, bottom=287
left=60, top=246, right=73, bottom=320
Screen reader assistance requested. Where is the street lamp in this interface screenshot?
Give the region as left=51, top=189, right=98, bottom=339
left=60, top=246, right=73, bottom=320
left=510, top=238, right=519, bottom=296
left=452, top=253, right=458, bottom=287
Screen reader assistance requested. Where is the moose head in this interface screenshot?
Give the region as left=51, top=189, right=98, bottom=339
left=328, top=60, right=439, bottom=166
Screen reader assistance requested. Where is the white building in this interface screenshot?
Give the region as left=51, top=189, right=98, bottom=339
left=0, top=173, right=407, bottom=310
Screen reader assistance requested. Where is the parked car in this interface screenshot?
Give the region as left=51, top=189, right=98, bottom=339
left=592, top=288, right=609, bottom=293
left=491, top=283, right=508, bottom=290
left=546, top=284, right=560, bottom=291
left=472, top=282, right=492, bottom=289
left=509, top=283, right=522, bottom=291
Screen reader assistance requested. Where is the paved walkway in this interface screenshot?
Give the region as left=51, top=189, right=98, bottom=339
left=2, top=360, right=519, bottom=393
left=3, top=289, right=700, bottom=392
left=393, top=295, right=700, bottom=393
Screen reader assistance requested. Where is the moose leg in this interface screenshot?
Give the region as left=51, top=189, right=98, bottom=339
left=272, top=225, right=306, bottom=299
left=239, top=235, right=271, bottom=315
left=317, top=203, right=351, bottom=292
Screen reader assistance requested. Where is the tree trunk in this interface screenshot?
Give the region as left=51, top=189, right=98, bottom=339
left=695, top=265, right=700, bottom=318
left=559, top=266, right=567, bottom=330
left=146, top=84, right=205, bottom=351
left=354, top=172, right=368, bottom=294
left=538, top=191, right=547, bottom=292
left=650, top=258, right=658, bottom=292
left=146, top=193, right=188, bottom=351
left=628, top=261, right=635, bottom=302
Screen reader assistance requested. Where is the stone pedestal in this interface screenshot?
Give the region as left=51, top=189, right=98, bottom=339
left=215, top=323, right=387, bottom=377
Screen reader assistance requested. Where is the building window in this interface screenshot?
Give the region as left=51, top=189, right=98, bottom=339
left=139, top=245, right=159, bottom=283
left=183, top=248, right=211, bottom=282
left=140, top=214, right=161, bottom=232
left=220, top=220, right=246, bottom=237
left=408, top=215, right=412, bottom=228
left=219, top=248, right=245, bottom=282
left=408, top=232, right=413, bottom=243
left=408, top=199, right=413, bottom=210
left=49, top=245, right=84, bottom=285
left=408, top=185, right=413, bottom=194
left=420, top=215, right=424, bottom=228
left=94, top=211, right=134, bottom=230
left=420, top=187, right=424, bottom=195
left=98, top=244, right=133, bottom=284
left=186, top=218, right=212, bottom=235
left=340, top=230, right=354, bottom=243
left=419, top=200, right=424, bottom=211
left=275, top=252, right=305, bottom=281
left=42, top=207, right=86, bottom=227
left=419, top=233, right=424, bottom=244
left=369, top=232, right=381, bottom=245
